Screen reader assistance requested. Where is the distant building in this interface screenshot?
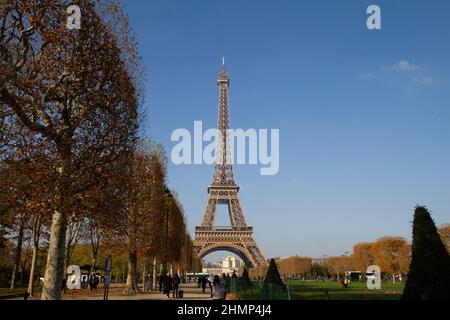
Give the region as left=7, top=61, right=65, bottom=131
left=311, top=257, right=330, bottom=265
left=202, top=255, right=244, bottom=275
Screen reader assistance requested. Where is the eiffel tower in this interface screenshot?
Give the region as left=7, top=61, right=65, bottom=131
left=193, top=59, right=267, bottom=268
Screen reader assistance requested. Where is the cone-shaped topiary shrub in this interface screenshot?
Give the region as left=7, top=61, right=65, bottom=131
left=402, top=206, right=450, bottom=300
left=264, top=258, right=285, bottom=288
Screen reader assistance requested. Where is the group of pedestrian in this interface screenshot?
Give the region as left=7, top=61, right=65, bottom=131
left=340, top=276, right=350, bottom=288
left=197, top=274, right=227, bottom=300
left=89, top=271, right=100, bottom=293
left=159, top=273, right=182, bottom=298
left=211, top=274, right=227, bottom=300
left=198, top=275, right=213, bottom=295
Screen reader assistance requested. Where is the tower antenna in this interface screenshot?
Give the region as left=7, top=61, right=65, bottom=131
left=221, top=57, right=225, bottom=72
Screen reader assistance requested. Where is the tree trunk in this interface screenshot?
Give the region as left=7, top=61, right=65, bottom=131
left=41, top=144, right=71, bottom=300
left=28, top=244, right=39, bottom=296
left=65, top=220, right=82, bottom=269
left=124, top=250, right=140, bottom=294
left=28, top=213, right=42, bottom=297
left=19, top=262, right=25, bottom=287
left=41, top=210, right=67, bottom=300
left=90, top=254, right=97, bottom=274
left=142, top=264, right=146, bottom=292
left=152, top=258, right=157, bottom=290
left=10, top=218, right=25, bottom=290
left=90, top=225, right=100, bottom=273
left=122, top=261, right=125, bottom=283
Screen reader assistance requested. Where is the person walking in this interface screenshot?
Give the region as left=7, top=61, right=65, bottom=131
left=212, top=275, right=226, bottom=300
left=164, top=274, right=173, bottom=298
left=158, top=274, right=163, bottom=292
left=172, top=274, right=181, bottom=298
left=201, top=276, right=207, bottom=293
left=89, top=272, right=98, bottom=293
left=221, top=273, right=228, bottom=296
left=208, top=275, right=214, bottom=297
left=144, top=274, right=151, bottom=292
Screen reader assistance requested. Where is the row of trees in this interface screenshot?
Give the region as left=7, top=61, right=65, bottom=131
left=250, top=226, right=449, bottom=281
left=272, top=255, right=355, bottom=280
left=0, top=0, right=199, bottom=299
left=275, top=237, right=410, bottom=280
left=0, top=143, right=201, bottom=293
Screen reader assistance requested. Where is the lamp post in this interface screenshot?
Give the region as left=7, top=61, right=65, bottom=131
left=163, top=187, right=172, bottom=276
left=164, top=207, right=169, bottom=275
left=343, top=251, right=349, bottom=276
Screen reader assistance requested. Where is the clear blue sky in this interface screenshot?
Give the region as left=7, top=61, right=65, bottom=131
left=120, top=0, right=450, bottom=259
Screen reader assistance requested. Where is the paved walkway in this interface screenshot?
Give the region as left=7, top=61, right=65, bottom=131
left=19, top=283, right=212, bottom=300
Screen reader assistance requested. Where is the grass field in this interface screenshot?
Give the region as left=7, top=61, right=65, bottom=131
left=286, top=280, right=405, bottom=300
left=0, top=287, right=28, bottom=297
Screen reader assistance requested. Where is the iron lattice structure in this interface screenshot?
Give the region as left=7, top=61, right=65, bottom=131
left=193, top=62, right=267, bottom=268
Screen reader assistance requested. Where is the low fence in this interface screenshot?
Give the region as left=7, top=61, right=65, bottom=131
left=227, top=278, right=290, bottom=300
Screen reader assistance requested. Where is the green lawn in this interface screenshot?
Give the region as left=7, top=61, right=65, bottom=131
left=0, top=287, right=28, bottom=296
left=286, top=280, right=405, bottom=300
